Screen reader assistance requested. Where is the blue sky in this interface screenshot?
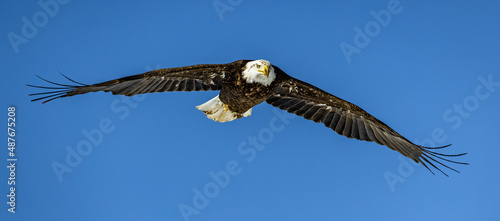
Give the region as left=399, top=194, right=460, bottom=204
left=2, top=0, right=500, bottom=220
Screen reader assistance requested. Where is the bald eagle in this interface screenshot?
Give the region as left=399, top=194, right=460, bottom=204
left=27, top=59, right=467, bottom=175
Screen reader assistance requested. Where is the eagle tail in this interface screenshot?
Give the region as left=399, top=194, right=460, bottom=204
left=196, top=95, right=252, bottom=122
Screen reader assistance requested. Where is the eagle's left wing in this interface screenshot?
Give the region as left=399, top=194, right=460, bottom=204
left=266, top=76, right=468, bottom=175
left=27, top=62, right=240, bottom=103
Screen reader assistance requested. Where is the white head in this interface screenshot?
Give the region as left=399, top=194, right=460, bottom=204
left=242, top=59, right=276, bottom=86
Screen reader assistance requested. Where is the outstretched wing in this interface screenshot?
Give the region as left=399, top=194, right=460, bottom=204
left=266, top=75, right=468, bottom=176
left=27, top=62, right=238, bottom=103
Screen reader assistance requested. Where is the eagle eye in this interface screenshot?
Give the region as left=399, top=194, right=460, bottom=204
left=256, top=64, right=261, bottom=68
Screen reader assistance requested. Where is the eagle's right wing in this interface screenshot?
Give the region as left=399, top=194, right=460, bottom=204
left=27, top=61, right=242, bottom=103
left=267, top=75, right=468, bottom=176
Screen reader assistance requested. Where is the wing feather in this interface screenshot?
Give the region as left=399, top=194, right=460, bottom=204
left=267, top=76, right=468, bottom=175
left=311, top=108, right=328, bottom=123
left=335, top=115, right=346, bottom=134
left=303, top=105, right=321, bottom=120
left=321, top=112, right=334, bottom=126
left=350, top=117, right=359, bottom=139
left=356, top=119, right=368, bottom=140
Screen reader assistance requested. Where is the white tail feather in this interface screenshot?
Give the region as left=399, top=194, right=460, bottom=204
left=196, top=95, right=252, bottom=122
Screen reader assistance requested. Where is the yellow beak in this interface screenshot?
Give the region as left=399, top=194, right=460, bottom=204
left=258, top=65, right=269, bottom=77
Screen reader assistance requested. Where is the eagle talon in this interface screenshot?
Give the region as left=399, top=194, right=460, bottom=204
left=222, top=104, right=229, bottom=112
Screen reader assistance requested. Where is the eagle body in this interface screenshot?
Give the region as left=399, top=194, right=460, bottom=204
left=27, top=59, right=467, bottom=176
left=219, top=70, right=275, bottom=114
left=209, top=60, right=282, bottom=119
left=220, top=60, right=277, bottom=112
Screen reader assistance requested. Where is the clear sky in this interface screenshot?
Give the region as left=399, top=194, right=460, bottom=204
left=2, top=0, right=499, bottom=220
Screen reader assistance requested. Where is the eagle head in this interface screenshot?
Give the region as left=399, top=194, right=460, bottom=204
left=242, top=59, right=276, bottom=86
